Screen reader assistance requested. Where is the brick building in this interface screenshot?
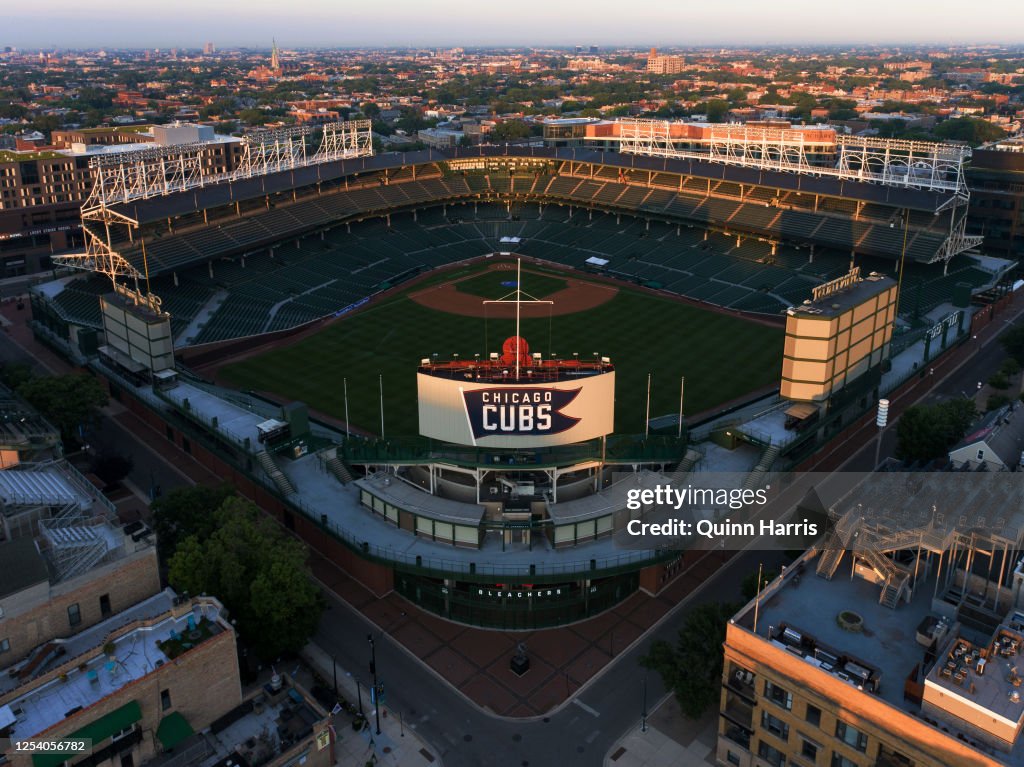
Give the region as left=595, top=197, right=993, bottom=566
left=717, top=473, right=1024, bottom=767
left=0, top=124, right=241, bottom=277
left=0, top=594, right=333, bottom=767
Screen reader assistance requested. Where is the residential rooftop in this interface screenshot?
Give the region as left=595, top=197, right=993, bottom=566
left=736, top=545, right=1024, bottom=764
left=1, top=593, right=226, bottom=742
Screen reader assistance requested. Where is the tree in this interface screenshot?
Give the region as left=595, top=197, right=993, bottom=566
left=986, top=394, right=1012, bottom=412
left=932, top=117, right=1007, bottom=147
left=895, top=399, right=977, bottom=463
left=490, top=121, right=532, bottom=141
left=0, top=361, right=34, bottom=390
left=1001, top=323, right=1024, bottom=366
left=90, top=452, right=133, bottom=488
left=741, top=569, right=777, bottom=601
left=640, top=601, right=737, bottom=719
left=17, top=373, right=107, bottom=444
left=151, top=484, right=236, bottom=566
left=168, top=496, right=323, bottom=659
left=701, top=99, right=730, bottom=123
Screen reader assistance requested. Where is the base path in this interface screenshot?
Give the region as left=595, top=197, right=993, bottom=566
left=409, top=263, right=618, bottom=318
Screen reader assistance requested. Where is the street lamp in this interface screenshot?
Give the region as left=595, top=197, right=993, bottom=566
left=874, top=398, right=890, bottom=470
left=641, top=673, right=648, bottom=733
left=368, top=634, right=382, bottom=735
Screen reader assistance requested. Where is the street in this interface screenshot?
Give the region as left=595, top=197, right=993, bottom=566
left=1, top=303, right=1020, bottom=767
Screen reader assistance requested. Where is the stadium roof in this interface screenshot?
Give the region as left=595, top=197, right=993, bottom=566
left=107, top=146, right=954, bottom=225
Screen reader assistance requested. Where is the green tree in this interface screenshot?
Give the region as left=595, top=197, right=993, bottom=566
left=932, top=117, right=1007, bottom=147
left=0, top=361, right=34, bottom=390
left=895, top=399, right=977, bottom=462
left=168, top=496, right=323, bottom=659
left=17, top=373, right=107, bottom=443
left=490, top=121, right=532, bottom=141
left=151, top=484, right=236, bottom=566
left=702, top=99, right=730, bottom=123
left=238, top=108, right=268, bottom=126
left=740, top=569, right=777, bottom=601
left=986, top=394, right=1012, bottom=412
left=1001, top=324, right=1024, bottom=366
left=640, top=602, right=737, bottom=719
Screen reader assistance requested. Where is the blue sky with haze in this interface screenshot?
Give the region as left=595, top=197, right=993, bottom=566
left=6, top=0, right=1024, bottom=49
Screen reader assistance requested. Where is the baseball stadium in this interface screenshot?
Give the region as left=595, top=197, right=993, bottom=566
left=26, top=118, right=1018, bottom=630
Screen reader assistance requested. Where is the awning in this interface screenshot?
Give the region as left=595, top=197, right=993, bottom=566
left=156, top=711, right=195, bottom=750
left=784, top=402, right=819, bottom=420
left=33, top=700, right=142, bottom=767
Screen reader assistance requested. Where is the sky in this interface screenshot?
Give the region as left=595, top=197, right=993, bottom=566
left=5, top=0, right=1024, bottom=50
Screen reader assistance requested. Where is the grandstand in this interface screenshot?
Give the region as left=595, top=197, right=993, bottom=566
left=42, top=141, right=1014, bottom=350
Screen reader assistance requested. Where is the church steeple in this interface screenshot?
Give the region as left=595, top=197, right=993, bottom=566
left=271, top=38, right=280, bottom=71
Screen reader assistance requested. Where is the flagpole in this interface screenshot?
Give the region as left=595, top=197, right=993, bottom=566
left=678, top=376, right=685, bottom=439
left=344, top=377, right=350, bottom=439
left=753, top=562, right=764, bottom=633
left=379, top=374, right=384, bottom=439
left=644, top=373, right=651, bottom=439
left=515, top=257, right=521, bottom=381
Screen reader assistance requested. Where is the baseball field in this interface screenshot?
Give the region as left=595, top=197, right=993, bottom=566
left=215, top=259, right=785, bottom=435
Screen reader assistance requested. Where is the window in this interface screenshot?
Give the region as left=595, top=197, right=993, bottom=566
left=726, top=752, right=741, bottom=766
left=805, top=704, right=821, bottom=727
left=160, top=689, right=172, bottom=711
left=761, top=711, right=790, bottom=741
left=758, top=740, right=786, bottom=767
left=831, top=752, right=858, bottom=767
left=100, top=594, right=112, bottom=618
left=801, top=736, right=820, bottom=761
left=0, top=638, right=9, bottom=654
left=835, top=721, right=868, bottom=752
left=68, top=603, right=81, bottom=627
left=763, top=680, right=793, bottom=711
left=120, top=754, right=134, bottom=767
left=977, top=449, right=985, bottom=461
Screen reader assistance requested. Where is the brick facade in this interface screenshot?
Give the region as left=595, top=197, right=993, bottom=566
left=719, top=622, right=1000, bottom=767
left=3, top=601, right=242, bottom=767
left=0, top=546, right=161, bottom=670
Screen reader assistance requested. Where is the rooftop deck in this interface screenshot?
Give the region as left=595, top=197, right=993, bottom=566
left=737, top=563, right=941, bottom=711
left=3, top=594, right=225, bottom=741
left=736, top=554, right=1024, bottom=765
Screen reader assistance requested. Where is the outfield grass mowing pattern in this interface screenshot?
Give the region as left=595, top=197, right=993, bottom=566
left=219, top=273, right=784, bottom=436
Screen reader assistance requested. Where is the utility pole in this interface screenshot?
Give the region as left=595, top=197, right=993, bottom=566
left=641, top=673, right=648, bottom=733
left=368, top=634, right=382, bottom=735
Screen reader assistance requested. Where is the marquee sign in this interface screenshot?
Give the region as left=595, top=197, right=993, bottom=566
left=417, top=370, right=615, bottom=448
left=462, top=387, right=581, bottom=439
left=927, top=310, right=962, bottom=339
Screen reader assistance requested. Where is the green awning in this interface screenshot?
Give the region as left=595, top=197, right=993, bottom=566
left=33, top=700, right=142, bottom=767
left=156, top=711, right=195, bottom=750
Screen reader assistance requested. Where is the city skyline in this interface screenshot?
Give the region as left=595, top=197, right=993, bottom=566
left=6, top=0, right=1024, bottom=49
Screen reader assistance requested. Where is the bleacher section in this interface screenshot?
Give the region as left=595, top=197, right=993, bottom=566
left=53, top=198, right=1001, bottom=347
left=0, top=467, right=91, bottom=511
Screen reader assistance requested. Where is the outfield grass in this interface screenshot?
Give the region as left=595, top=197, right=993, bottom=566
left=454, top=269, right=567, bottom=300
left=218, top=270, right=784, bottom=436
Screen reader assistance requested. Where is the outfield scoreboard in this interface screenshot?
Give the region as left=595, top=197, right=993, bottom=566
left=417, top=369, right=615, bottom=448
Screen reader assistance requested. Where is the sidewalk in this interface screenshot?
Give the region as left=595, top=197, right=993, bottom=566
left=302, top=642, right=441, bottom=767
left=603, top=694, right=717, bottom=767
